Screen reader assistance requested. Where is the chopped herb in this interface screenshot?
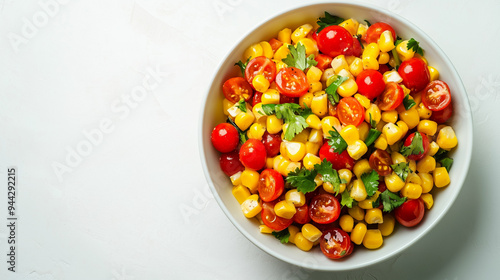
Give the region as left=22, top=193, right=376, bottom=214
left=234, top=57, right=250, bottom=76
left=286, top=167, right=318, bottom=194
left=341, top=190, right=355, bottom=208
left=361, top=170, right=379, bottom=197
left=364, top=19, right=372, bottom=27
left=260, top=103, right=309, bottom=140
left=392, top=36, right=403, bottom=70
left=272, top=228, right=290, bottom=244
left=372, top=196, right=381, bottom=208
left=391, top=162, right=412, bottom=182
left=325, top=75, right=348, bottom=105
left=282, top=43, right=317, bottom=71
left=355, top=35, right=364, bottom=49
left=364, top=129, right=382, bottom=147
left=407, top=38, right=424, bottom=56
left=226, top=117, right=248, bottom=144
left=369, top=113, right=377, bottom=129
left=380, top=190, right=407, bottom=212
left=400, top=132, right=424, bottom=157
left=326, top=128, right=348, bottom=154
left=237, top=99, right=247, bottom=113
left=314, top=159, right=346, bottom=195
left=434, top=148, right=454, bottom=172
left=317, top=12, right=345, bottom=33
left=403, top=94, right=416, bottom=110
left=395, top=36, right=403, bottom=46
left=440, top=157, right=454, bottom=172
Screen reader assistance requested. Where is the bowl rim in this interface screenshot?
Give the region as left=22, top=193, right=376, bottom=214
left=198, top=0, right=473, bottom=271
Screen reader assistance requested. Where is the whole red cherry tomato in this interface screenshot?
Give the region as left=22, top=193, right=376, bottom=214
left=239, top=139, right=267, bottom=170
left=319, top=143, right=355, bottom=170
left=316, top=25, right=354, bottom=58
left=261, top=132, right=281, bottom=157
left=219, top=150, right=244, bottom=177
left=398, top=58, right=430, bottom=93
left=395, top=198, right=425, bottom=227
left=356, top=69, right=386, bottom=100
left=211, top=123, right=239, bottom=153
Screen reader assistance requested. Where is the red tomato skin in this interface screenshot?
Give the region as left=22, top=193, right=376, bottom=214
left=261, top=132, right=282, bottom=157
left=369, top=149, right=393, bottom=176
left=320, top=228, right=353, bottom=259
left=430, top=102, right=453, bottom=124
left=403, top=132, right=430, bottom=161
left=314, top=54, right=333, bottom=71
left=364, top=22, right=396, bottom=44
left=239, top=139, right=267, bottom=170
left=222, top=77, right=254, bottom=103
left=219, top=150, right=245, bottom=176
left=376, top=82, right=405, bottom=111
left=251, top=91, right=263, bottom=107
left=245, top=56, right=277, bottom=86
left=279, top=95, right=298, bottom=104
left=261, top=201, right=294, bottom=231
left=293, top=205, right=311, bottom=224
left=275, top=67, right=309, bottom=97
left=398, top=58, right=430, bottom=93
left=337, top=97, right=366, bottom=126
left=269, top=38, right=283, bottom=52
left=309, top=193, right=341, bottom=224
left=319, top=143, right=355, bottom=170
left=345, top=36, right=363, bottom=57
left=395, top=199, right=425, bottom=227
left=258, top=169, right=284, bottom=202
left=211, top=123, right=239, bottom=153
left=316, top=25, right=354, bottom=58
left=356, top=70, right=386, bottom=100
left=378, top=64, right=390, bottom=75
left=422, top=80, right=452, bottom=111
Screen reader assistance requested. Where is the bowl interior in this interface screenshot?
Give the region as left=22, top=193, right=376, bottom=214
left=199, top=1, right=473, bottom=271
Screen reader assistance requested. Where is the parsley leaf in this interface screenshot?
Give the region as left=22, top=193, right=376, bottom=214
left=364, top=129, right=382, bottom=147
left=433, top=148, right=453, bottom=172
left=314, top=159, right=346, bottom=195
left=402, top=94, right=416, bottom=110
left=341, top=190, right=355, bottom=208
left=226, top=117, right=248, bottom=144
left=433, top=148, right=449, bottom=162
left=440, top=157, right=454, bottom=172
left=272, top=228, right=290, bottom=244
left=316, top=12, right=344, bottom=33
left=282, top=43, right=317, bottom=71
left=407, top=38, right=424, bottom=56
left=299, top=103, right=313, bottom=119
left=325, top=75, right=348, bottom=105
left=400, top=132, right=424, bottom=157
left=380, top=190, right=406, bottom=212
left=361, top=170, right=379, bottom=197
left=260, top=103, right=309, bottom=140
left=234, top=58, right=250, bottom=76
left=237, top=99, right=247, bottom=113
left=391, top=162, right=412, bottom=182
left=326, top=128, right=348, bottom=154
left=364, top=20, right=372, bottom=27
left=286, top=168, right=318, bottom=194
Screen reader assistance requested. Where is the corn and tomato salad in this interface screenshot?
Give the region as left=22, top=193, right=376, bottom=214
left=210, top=12, right=457, bottom=260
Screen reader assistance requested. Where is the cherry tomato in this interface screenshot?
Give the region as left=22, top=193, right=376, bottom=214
left=309, top=193, right=341, bottom=224
left=319, top=143, right=355, bottom=170
left=403, top=132, right=430, bottom=161
left=345, top=36, right=362, bottom=57
left=430, top=101, right=453, bottom=124
left=222, top=77, right=253, bottom=103
left=395, top=198, right=425, bottom=227
left=275, top=67, right=309, bottom=97
left=356, top=69, right=386, bottom=100
left=261, top=201, right=293, bottom=231
left=219, top=150, right=244, bottom=177
left=211, top=123, right=239, bottom=153
left=369, top=149, right=393, bottom=176
left=251, top=91, right=263, bottom=107
left=376, top=82, right=404, bottom=111
left=258, top=169, right=284, bottom=202
left=261, top=131, right=282, bottom=157
left=245, top=56, right=276, bottom=86
left=320, top=228, right=353, bottom=259
left=398, top=58, right=430, bottom=93
left=422, top=80, right=452, bottom=111
left=293, top=204, right=311, bottom=224
left=239, top=139, right=267, bottom=170
left=328, top=101, right=338, bottom=118
left=280, top=94, right=298, bottom=104
left=337, top=97, right=365, bottom=126
left=364, top=22, right=396, bottom=44
left=314, top=54, right=333, bottom=71
left=269, top=38, right=283, bottom=52
left=316, top=25, right=354, bottom=58
left=378, top=64, right=390, bottom=75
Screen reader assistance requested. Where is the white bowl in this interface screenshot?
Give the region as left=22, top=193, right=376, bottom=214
left=199, top=1, right=473, bottom=271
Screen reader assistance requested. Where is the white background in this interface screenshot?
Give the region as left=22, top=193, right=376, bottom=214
left=0, top=0, right=499, bottom=279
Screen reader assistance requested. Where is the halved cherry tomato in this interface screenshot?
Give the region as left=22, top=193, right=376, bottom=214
left=316, top=25, right=354, bottom=58
left=328, top=101, right=338, bottom=117
left=320, top=228, right=353, bottom=259
left=345, top=36, right=362, bottom=57
left=422, top=80, right=452, bottom=111
left=293, top=204, right=311, bottom=224
left=261, top=201, right=294, bottom=231
left=430, top=101, right=453, bottom=124
left=211, top=123, right=239, bottom=153
left=356, top=69, right=386, bottom=100
left=245, top=56, right=276, bottom=86
left=258, top=169, right=284, bottom=202
left=239, top=139, right=267, bottom=170
left=376, top=82, right=404, bottom=111
left=219, top=150, right=244, bottom=177
left=364, top=22, right=396, bottom=44
left=395, top=198, right=425, bottom=227
left=261, top=131, right=282, bottom=157
left=275, top=67, right=309, bottom=97
left=403, top=132, right=430, bottom=161
left=319, top=143, right=355, bottom=170
left=398, top=58, right=430, bottom=93
left=314, top=54, right=333, bottom=71
left=309, top=193, right=341, bottom=224
left=269, top=38, right=283, bottom=52
left=251, top=91, right=263, bottom=107
left=337, top=97, right=365, bottom=126
left=369, top=149, right=393, bottom=176
left=222, top=77, right=253, bottom=103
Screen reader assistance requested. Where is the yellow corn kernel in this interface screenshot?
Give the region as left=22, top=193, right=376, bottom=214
left=339, top=18, right=359, bottom=35
left=291, top=24, right=313, bottom=44
left=247, top=123, right=266, bottom=140
left=433, top=167, right=450, bottom=188
left=383, top=70, right=403, bottom=84
left=314, top=174, right=323, bottom=187
left=307, top=81, right=322, bottom=94
left=261, top=89, right=280, bottom=104
left=378, top=214, right=395, bottom=236
left=232, top=185, right=251, bottom=204
left=303, top=153, right=322, bottom=170
left=223, top=99, right=235, bottom=116
left=259, top=225, right=273, bottom=234
left=414, top=54, right=427, bottom=65
left=417, top=120, right=438, bottom=136
left=428, top=141, right=440, bottom=157
left=274, top=200, right=296, bottom=219
left=345, top=55, right=356, bottom=65
left=382, top=123, right=404, bottom=145
left=241, top=194, right=262, bottom=218
left=417, top=102, right=433, bottom=119
left=296, top=38, right=318, bottom=56
left=273, top=155, right=286, bottom=171
left=363, top=229, right=384, bottom=249
left=378, top=52, right=390, bottom=64
left=285, top=189, right=306, bottom=207
left=337, top=78, right=358, bottom=98
left=302, top=223, right=322, bottom=242
left=235, top=112, right=255, bottom=131
left=331, top=55, right=349, bottom=74
left=374, top=134, right=388, bottom=150
left=353, top=159, right=371, bottom=179
left=266, top=115, right=283, bottom=134
left=321, top=116, right=342, bottom=137
left=385, top=173, right=405, bottom=192
left=278, top=28, right=292, bottom=44
left=273, top=44, right=290, bottom=61
left=230, top=171, right=242, bottom=186
left=357, top=122, right=370, bottom=141
left=401, top=183, right=422, bottom=199
left=265, top=157, right=274, bottom=169
left=437, top=126, right=458, bottom=149
left=417, top=156, right=436, bottom=173
left=396, top=40, right=415, bottom=61
left=252, top=75, right=270, bottom=93
left=306, top=129, right=322, bottom=144
left=288, top=225, right=300, bottom=244
left=305, top=116, right=321, bottom=131
left=294, top=232, right=313, bottom=251
left=339, top=169, right=353, bottom=185
left=340, top=125, right=360, bottom=146
left=285, top=142, right=306, bottom=162
left=348, top=205, right=365, bottom=221
left=419, top=173, right=434, bottom=193
left=365, top=208, right=384, bottom=224
left=358, top=191, right=380, bottom=210
left=396, top=120, right=409, bottom=137
left=421, top=193, right=434, bottom=209
left=362, top=43, right=380, bottom=70
left=300, top=92, right=314, bottom=109
left=274, top=60, right=287, bottom=72
left=284, top=162, right=301, bottom=176
left=388, top=56, right=396, bottom=68
left=349, top=57, right=364, bottom=77
left=347, top=140, right=368, bottom=160
left=391, top=152, right=407, bottom=164
left=351, top=222, right=368, bottom=245
left=340, top=215, right=354, bottom=232
left=243, top=43, right=263, bottom=61
left=311, top=92, right=328, bottom=117
left=378, top=30, right=395, bottom=52
left=322, top=182, right=336, bottom=194
left=354, top=93, right=371, bottom=109
left=406, top=172, right=422, bottom=185
left=357, top=23, right=368, bottom=37
left=305, top=141, right=321, bottom=155
left=409, top=160, right=417, bottom=172
left=252, top=103, right=266, bottom=122
left=241, top=169, right=260, bottom=192
left=306, top=66, right=323, bottom=83
left=381, top=110, right=398, bottom=123
left=365, top=104, right=382, bottom=125
left=428, top=66, right=439, bottom=81
left=399, top=106, right=420, bottom=129
left=321, top=68, right=335, bottom=82
left=259, top=41, right=273, bottom=59
left=350, top=179, right=368, bottom=201
left=376, top=119, right=387, bottom=131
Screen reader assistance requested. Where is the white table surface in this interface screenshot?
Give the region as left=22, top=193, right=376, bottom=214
left=1, top=0, right=499, bottom=279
